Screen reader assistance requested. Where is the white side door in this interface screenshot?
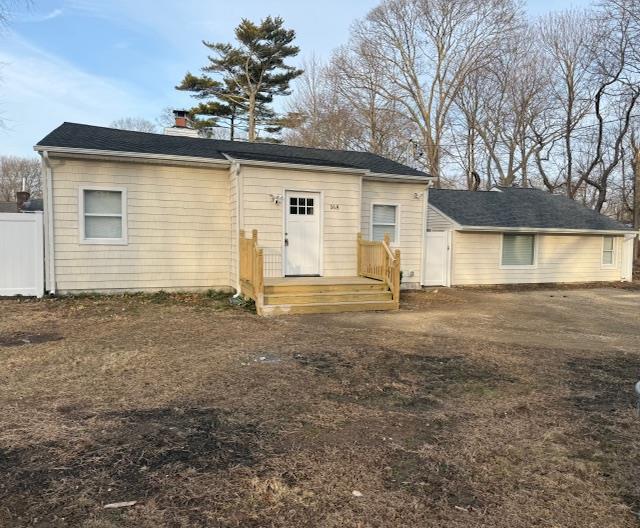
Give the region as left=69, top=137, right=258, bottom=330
left=285, top=191, right=321, bottom=276
left=423, top=231, right=449, bottom=286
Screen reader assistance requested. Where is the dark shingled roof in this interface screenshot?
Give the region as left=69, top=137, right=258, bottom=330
left=429, top=187, right=633, bottom=232
left=36, top=122, right=429, bottom=178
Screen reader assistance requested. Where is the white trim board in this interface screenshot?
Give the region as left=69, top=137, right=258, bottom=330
left=35, top=146, right=432, bottom=184
left=34, top=146, right=232, bottom=167
left=458, top=225, right=635, bottom=236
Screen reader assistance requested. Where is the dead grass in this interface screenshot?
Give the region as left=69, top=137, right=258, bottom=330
left=0, top=288, right=639, bottom=527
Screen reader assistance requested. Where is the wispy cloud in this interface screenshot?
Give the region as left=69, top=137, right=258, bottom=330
left=0, top=31, right=161, bottom=156
left=18, top=8, right=64, bottom=23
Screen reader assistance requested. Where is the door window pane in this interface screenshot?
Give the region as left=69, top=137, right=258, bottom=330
left=289, top=197, right=316, bottom=215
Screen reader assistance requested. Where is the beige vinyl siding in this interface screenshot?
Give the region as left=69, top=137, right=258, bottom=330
left=452, top=232, right=625, bottom=285
left=240, top=166, right=362, bottom=277
left=361, top=179, right=427, bottom=289
left=427, top=206, right=455, bottom=230
left=51, top=158, right=232, bottom=292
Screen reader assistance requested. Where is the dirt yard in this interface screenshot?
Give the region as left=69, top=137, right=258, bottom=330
left=1, top=285, right=639, bottom=528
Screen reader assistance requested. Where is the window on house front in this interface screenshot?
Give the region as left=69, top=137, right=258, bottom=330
left=372, top=204, right=398, bottom=242
left=501, top=234, right=535, bottom=266
left=602, top=236, right=615, bottom=265
left=80, top=188, right=127, bottom=244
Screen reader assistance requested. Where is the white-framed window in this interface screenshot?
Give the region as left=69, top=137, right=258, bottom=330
left=602, top=236, right=615, bottom=266
left=501, top=234, right=536, bottom=267
left=371, top=203, right=399, bottom=242
left=79, top=186, right=127, bottom=245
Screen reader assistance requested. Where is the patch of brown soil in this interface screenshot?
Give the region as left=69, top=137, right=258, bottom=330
left=0, top=331, right=62, bottom=347
left=0, top=289, right=638, bottom=527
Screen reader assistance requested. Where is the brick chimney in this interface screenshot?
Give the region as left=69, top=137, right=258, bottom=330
left=173, top=109, right=188, bottom=128
left=16, top=191, right=30, bottom=211
left=164, top=109, right=199, bottom=137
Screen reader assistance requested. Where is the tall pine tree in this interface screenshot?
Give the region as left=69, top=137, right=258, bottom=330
left=177, top=16, right=303, bottom=141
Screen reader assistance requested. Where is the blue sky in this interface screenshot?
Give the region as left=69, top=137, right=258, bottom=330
left=0, top=0, right=591, bottom=157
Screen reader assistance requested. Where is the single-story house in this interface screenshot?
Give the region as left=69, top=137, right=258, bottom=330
left=35, top=121, right=431, bottom=314
left=425, top=187, right=636, bottom=286
left=34, top=119, right=636, bottom=314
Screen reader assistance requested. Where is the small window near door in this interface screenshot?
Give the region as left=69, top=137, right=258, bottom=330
left=80, top=187, right=127, bottom=244
left=501, top=234, right=535, bottom=267
left=289, top=197, right=314, bottom=215
left=602, top=236, right=615, bottom=266
left=372, top=204, right=398, bottom=242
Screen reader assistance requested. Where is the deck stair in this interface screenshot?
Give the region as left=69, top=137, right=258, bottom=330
left=261, top=277, right=396, bottom=315
left=239, top=229, right=401, bottom=316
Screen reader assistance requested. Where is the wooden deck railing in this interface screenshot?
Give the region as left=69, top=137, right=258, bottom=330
left=357, top=232, right=401, bottom=306
left=239, top=229, right=264, bottom=313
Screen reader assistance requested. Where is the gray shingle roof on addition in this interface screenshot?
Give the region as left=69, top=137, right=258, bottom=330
left=429, top=187, right=632, bottom=232
left=36, top=122, right=429, bottom=178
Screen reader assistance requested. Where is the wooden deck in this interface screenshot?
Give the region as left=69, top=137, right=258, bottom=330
left=240, top=229, right=401, bottom=316
left=265, top=276, right=382, bottom=286
left=261, top=276, right=397, bottom=315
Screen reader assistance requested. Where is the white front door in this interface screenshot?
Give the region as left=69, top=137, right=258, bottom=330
left=285, top=191, right=321, bottom=276
left=423, top=231, right=449, bottom=286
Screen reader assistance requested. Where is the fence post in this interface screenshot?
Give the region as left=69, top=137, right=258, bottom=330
left=255, top=247, right=264, bottom=314
left=394, top=249, right=401, bottom=305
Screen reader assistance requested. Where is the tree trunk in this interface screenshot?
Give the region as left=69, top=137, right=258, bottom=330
left=634, top=149, right=640, bottom=266
left=426, top=139, right=440, bottom=188
left=595, top=185, right=607, bottom=213
left=248, top=92, right=257, bottom=142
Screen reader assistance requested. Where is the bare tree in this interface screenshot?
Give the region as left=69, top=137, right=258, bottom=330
left=284, top=51, right=416, bottom=163
left=281, top=0, right=639, bottom=221
left=455, top=26, right=552, bottom=189
left=283, top=56, right=362, bottom=150
left=569, top=0, right=640, bottom=211
left=533, top=9, right=598, bottom=196
left=329, top=42, right=415, bottom=161
left=0, top=155, right=41, bottom=201
left=110, top=117, right=158, bottom=133
left=349, top=0, right=520, bottom=182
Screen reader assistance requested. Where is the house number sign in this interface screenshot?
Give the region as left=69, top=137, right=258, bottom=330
left=330, top=204, right=340, bottom=210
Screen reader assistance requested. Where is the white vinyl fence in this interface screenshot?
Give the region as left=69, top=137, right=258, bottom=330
left=0, top=212, right=44, bottom=297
